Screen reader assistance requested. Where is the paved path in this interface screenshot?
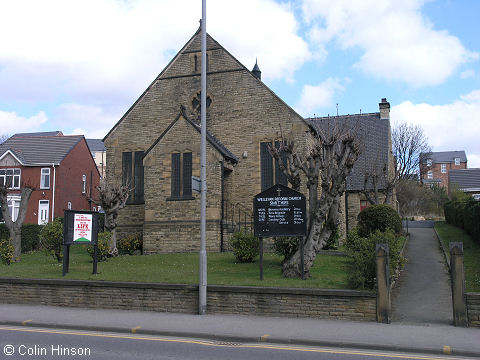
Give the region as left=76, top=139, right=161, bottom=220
left=392, top=225, right=452, bottom=325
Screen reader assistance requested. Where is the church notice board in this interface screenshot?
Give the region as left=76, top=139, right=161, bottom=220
left=253, top=184, right=307, bottom=237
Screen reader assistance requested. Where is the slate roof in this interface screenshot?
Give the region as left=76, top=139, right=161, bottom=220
left=12, top=131, right=63, bottom=137
left=308, top=112, right=390, bottom=191
left=86, top=139, right=106, bottom=152
left=0, top=135, right=84, bottom=166
left=449, top=168, right=480, bottom=191
left=421, top=151, right=467, bottom=164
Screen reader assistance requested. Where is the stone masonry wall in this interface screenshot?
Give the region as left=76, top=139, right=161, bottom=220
left=466, top=293, right=480, bottom=327
left=0, top=279, right=376, bottom=321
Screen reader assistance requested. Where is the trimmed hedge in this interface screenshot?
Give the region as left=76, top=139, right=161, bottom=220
left=357, top=204, right=402, bottom=237
left=445, top=199, right=480, bottom=243
left=345, top=228, right=405, bottom=289
left=0, top=224, right=43, bottom=253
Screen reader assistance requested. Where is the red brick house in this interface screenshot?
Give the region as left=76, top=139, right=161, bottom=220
left=420, top=151, right=467, bottom=188
left=0, top=134, right=100, bottom=224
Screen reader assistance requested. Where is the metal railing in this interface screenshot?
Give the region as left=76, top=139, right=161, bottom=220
left=222, top=199, right=253, bottom=234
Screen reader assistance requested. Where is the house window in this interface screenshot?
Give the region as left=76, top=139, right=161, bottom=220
left=0, top=168, right=21, bottom=189
left=170, top=152, right=193, bottom=200
left=82, top=174, right=86, bottom=193
left=441, top=164, right=447, bottom=174
left=122, top=151, right=144, bottom=204
left=260, top=141, right=287, bottom=191
left=455, top=158, right=460, bottom=166
left=7, top=195, right=21, bottom=222
left=40, top=168, right=50, bottom=189
left=426, top=159, right=432, bottom=167
left=427, top=170, right=433, bottom=180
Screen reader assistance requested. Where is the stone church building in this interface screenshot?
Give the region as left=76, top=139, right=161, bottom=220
left=104, top=28, right=394, bottom=253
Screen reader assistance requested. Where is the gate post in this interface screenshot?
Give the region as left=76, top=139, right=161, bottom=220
left=450, top=242, right=468, bottom=327
left=376, top=244, right=391, bottom=324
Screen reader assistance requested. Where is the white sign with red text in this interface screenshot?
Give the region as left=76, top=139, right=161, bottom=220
left=73, top=213, right=92, bottom=243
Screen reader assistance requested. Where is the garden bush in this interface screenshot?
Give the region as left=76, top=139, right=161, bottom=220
left=273, top=236, right=298, bottom=264
left=117, top=232, right=142, bottom=255
left=39, top=217, right=64, bottom=262
left=231, top=232, right=259, bottom=263
left=21, top=224, right=43, bottom=253
left=357, top=204, right=402, bottom=237
left=445, top=199, right=480, bottom=243
left=0, top=238, right=14, bottom=265
left=0, top=224, right=42, bottom=253
left=345, top=228, right=405, bottom=289
left=86, top=232, right=112, bottom=262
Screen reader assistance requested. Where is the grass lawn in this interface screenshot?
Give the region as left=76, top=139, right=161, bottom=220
left=0, top=246, right=352, bottom=289
left=435, top=221, right=480, bottom=292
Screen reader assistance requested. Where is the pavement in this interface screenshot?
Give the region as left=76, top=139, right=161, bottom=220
left=0, top=303, right=479, bottom=358
left=392, top=226, right=452, bottom=325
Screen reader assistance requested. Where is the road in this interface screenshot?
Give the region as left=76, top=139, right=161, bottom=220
left=0, top=326, right=473, bottom=360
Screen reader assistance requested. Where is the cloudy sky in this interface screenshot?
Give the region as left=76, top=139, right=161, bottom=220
left=0, top=0, right=479, bottom=166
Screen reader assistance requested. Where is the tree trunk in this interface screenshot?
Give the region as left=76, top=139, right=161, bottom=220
left=282, top=195, right=341, bottom=278
left=0, top=186, right=32, bottom=261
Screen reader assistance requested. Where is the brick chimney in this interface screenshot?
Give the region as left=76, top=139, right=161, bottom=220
left=379, top=98, right=390, bottom=119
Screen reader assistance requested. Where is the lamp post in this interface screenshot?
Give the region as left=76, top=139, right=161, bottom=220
left=199, top=0, right=207, bottom=315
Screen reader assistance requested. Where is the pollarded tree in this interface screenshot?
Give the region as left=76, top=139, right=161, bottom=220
left=0, top=183, right=33, bottom=261
left=271, top=123, right=361, bottom=278
left=88, top=178, right=132, bottom=256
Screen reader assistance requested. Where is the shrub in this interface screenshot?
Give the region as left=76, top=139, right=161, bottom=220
left=231, top=232, right=259, bottom=263
left=0, top=224, right=42, bottom=253
left=357, top=204, right=402, bottom=237
left=21, top=224, right=43, bottom=253
left=39, top=217, right=64, bottom=262
left=0, top=238, right=14, bottom=265
left=323, top=227, right=339, bottom=250
left=273, top=236, right=298, bottom=264
left=86, top=232, right=112, bottom=262
left=345, top=228, right=405, bottom=289
left=117, top=233, right=142, bottom=255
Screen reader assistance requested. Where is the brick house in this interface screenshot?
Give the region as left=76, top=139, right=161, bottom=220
left=0, top=134, right=100, bottom=224
left=104, top=28, right=394, bottom=253
left=420, top=151, right=467, bottom=188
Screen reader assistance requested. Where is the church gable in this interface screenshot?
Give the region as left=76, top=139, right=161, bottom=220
left=159, top=31, right=245, bottom=80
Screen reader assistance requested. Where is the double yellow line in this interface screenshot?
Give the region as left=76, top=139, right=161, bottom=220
left=0, top=325, right=461, bottom=360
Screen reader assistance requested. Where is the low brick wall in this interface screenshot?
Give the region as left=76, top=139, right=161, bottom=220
left=0, top=278, right=376, bottom=321
left=466, top=293, right=480, bottom=328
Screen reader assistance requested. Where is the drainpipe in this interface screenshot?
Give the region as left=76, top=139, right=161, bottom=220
left=51, top=163, right=56, bottom=222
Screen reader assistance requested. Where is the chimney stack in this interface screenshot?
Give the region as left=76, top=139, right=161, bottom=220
left=379, top=98, right=390, bottom=119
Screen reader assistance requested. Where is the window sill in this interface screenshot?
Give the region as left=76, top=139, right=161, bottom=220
left=167, top=196, right=195, bottom=201
left=126, top=200, right=145, bottom=205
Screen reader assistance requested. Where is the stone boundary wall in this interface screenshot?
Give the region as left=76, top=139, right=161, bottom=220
left=0, top=278, right=376, bottom=322
left=466, top=293, right=480, bottom=328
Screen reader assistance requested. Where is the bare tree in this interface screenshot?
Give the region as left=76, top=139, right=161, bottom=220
left=88, top=178, right=132, bottom=255
left=0, top=182, right=33, bottom=261
left=393, top=123, right=430, bottom=179
left=272, top=123, right=361, bottom=278
left=362, top=122, right=430, bottom=205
